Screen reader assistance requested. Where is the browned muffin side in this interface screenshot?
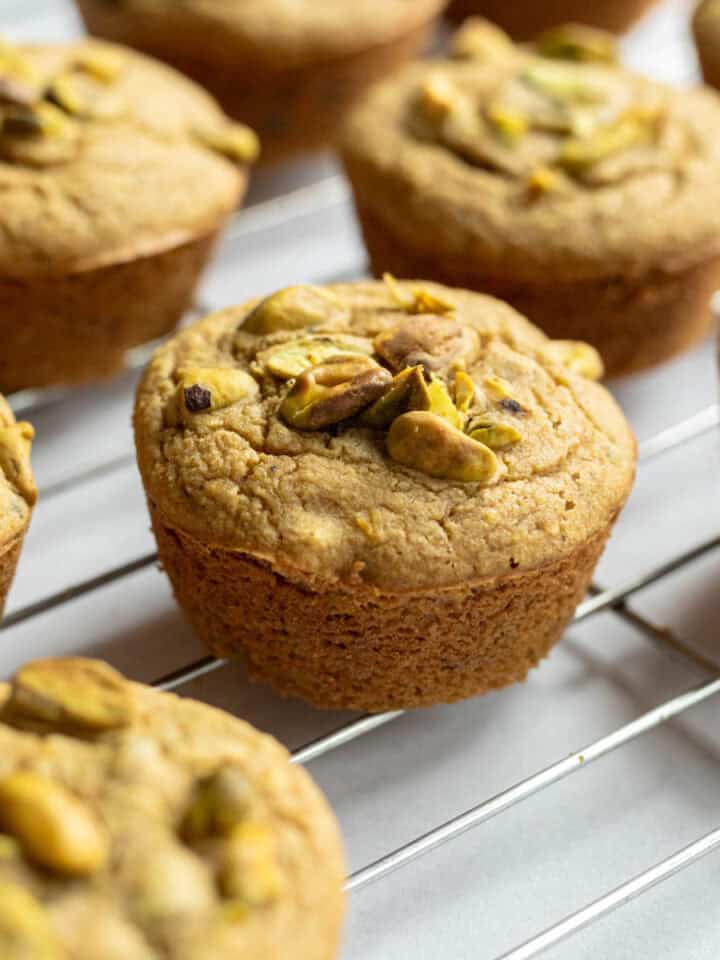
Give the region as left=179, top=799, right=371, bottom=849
left=134, top=281, right=636, bottom=711
left=694, top=0, right=720, bottom=90
left=76, top=0, right=449, bottom=163
left=0, top=39, right=257, bottom=393
left=341, top=22, right=720, bottom=377
left=0, top=396, right=36, bottom=617
left=0, top=656, right=345, bottom=958
left=447, top=0, right=659, bottom=37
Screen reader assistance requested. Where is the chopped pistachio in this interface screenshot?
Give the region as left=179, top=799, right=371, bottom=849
left=243, top=285, right=349, bottom=335
left=196, top=123, right=259, bottom=164
left=387, top=411, right=498, bottom=483
left=544, top=339, right=604, bottom=380
left=260, top=336, right=372, bottom=380
left=451, top=17, right=513, bottom=61
left=168, top=368, right=259, bottom=426
left=487, top=102, right=529, bottom=145
left=280, top=357, right=391, bottom=430
left=218, top=822, right=284, bottom=906
left=360, top=365, right=430, bottom=429
left=427, top=378, right=463, bottom=430
left=382, top=273, right=456, bottom=316
left=536, top=24, right=617, bottom=64
left=453, top=370, right=475, bottom=412
left=558, top=107, right=661, bottom=171
left=468, top=422, right=522, bottom=449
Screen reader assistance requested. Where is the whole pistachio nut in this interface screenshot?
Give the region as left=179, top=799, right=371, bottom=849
left=281, top=357, right=391, bottom=430
left=260, top=336, right=372, bottom=380
left=0, top=421, right=36, bottom=505
left=451, top=17, right=514, bottom=61
left=536, top=24, right=617, bottom=63
left=243, top=285, right=350, bottom=335
left=0, top=883, right=59, bottom=960
left=0, top=771, right=109, bottom=876
left=387, top=411, right=498, bottom=483
left=218, top=821, right=284, bottom=906
left=373, top=315, right=476, bottom=373
left=543, top=339, right=604, bottom=380
left=467, top=421, right=522, bottom=449
left=360, top=365, right=430, bottom=429
left=7, top=657, right=132, bottom=733
left=182, top=767, right=252, bottom=841
left=168, top=367, right=259, bottom=427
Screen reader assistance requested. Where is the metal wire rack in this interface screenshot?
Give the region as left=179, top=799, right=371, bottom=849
left=3, top=165, right=720, bottom=957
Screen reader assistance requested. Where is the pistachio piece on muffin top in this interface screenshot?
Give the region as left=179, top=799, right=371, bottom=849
left=0, top=395, right=35, bottom=618
left=0, top=656, right=345, bottom=959
left=341, top=21, right=720, bottom=377
left=134, top=280, right=635, bottom=710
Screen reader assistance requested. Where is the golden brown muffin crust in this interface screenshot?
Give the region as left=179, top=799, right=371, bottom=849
left=134, top=281, right=635, bottom=593
left=341, top=33, right=720, bottom=283
left=0, top=39, right=251, bottom=279
left=78, top=0, right=449, bottom=67
left=0, top=657, right=345, bottom=959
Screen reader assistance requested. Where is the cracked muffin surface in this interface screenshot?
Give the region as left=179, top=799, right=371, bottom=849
left=134, top=280, right=635, bottom=592
left=0, top=656, right=345, bottom=959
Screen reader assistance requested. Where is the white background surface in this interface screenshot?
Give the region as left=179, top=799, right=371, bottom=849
left=2, top=1, right=720, bottom=957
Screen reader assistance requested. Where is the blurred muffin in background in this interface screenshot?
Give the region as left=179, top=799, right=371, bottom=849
left=0, top=396, right=35, bottom=618
left=76, top=0, right=450, bottom=164
left=0, top=39, right=256, bottom=394
left=341, top=20, right=720, bottom=377
left=447, top=0, right=658, bottom=38
left=694, top=0, right=720, bottom=89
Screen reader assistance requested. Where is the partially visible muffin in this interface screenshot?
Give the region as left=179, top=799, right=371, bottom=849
left=0, top=38, right=257, bottom=394
left=341, top=21, right=720, bottom=377
left=447, top=0, right=658, bottom=37
left=0, top=396, right=35, bottom=618
left=134, top=280, right=635, bottom=712
left=0, top=656, right=345, bottom=959
left=694, top=0, right=720, bottom=90
left=75, top=0, right=449, bottom=163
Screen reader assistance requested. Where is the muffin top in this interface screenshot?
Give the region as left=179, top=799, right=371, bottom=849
left=0, top=656, right=344, bottom=960
left=80, top=0, right=449, bottom=67
left=0, top=396, right=35, bottom=545
left=0, top=39, right=257, bottom=279
left=134, top=280, right=636, bottom=592
left=342, top=20, right=720, bottom=281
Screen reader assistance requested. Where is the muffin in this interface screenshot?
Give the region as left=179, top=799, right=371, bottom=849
left=694, top=0, right=720, bottom=90
left=446, top=0, right=658, bottom=37
left=0, top=397, right=35, bottom=618
left=341, top=22, right=720, bottom=378
left=134, top=280, right=636, bottom=712
left=0, top=39, right=257, bottom=394
left=0, top=656, right=345, bottom=959
left=75, top=0, right=449, bottom=163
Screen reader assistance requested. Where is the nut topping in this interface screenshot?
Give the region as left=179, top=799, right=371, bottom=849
left=280, top=357, right=391, bottom=430
left=373, top=316, right=474, bottom=373
left=387, top=411, right=498, bottom=483
left=195, top=123, right=260, bottom=164
left=467, top=422, right=522, bottom=449
left=260, top=336, right=372, bottom=380
left=243, top=285, right=350, bottom=335
left=168, top=367, right=259, bottom=426
left=543, top=339, right=604, bottom=380
left=6, top=657, right=131, bottom=733
left=451, top=17, right=514, bottom=61
left=182, top=767, right=252, bottom=841
left=0, top=772, right=109, bottom=876
left=536, top=24, right=617, bottom=64
left=360, top=365, right=430, bottom=429
left=218, top=822, right=284, bottom=906
left=0, top=883, right=59, bottom=960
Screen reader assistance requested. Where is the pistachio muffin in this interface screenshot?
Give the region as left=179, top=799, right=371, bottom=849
left=341, top=21, right=720, bottom=378
left=694, top=0, right=720, bottom=91
left=0, top=656, right=345, bottom=959
left=134, top=280, right=635, bottom=711
left=75, top=0, right=448, bottom=164
left=0, top=397, right=35, bottom=618
left=0, top=39, right=257, bottom=394
left=447, top=0, right=658, bottom=37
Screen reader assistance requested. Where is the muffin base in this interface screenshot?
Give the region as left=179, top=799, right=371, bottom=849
left=446, top=0, right=658, bottom=37
left=0, top=231, right=221, bottom=394
left=149, top=501, right=615, bottom=712
left=0, top=532, right=26, bottom=620
left=76, top=5, right=433, bottom=164
left=354, top=204, right=720, bottom=377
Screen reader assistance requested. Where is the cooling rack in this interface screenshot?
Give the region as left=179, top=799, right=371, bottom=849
left=3, top=0, right=720, bottom=957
